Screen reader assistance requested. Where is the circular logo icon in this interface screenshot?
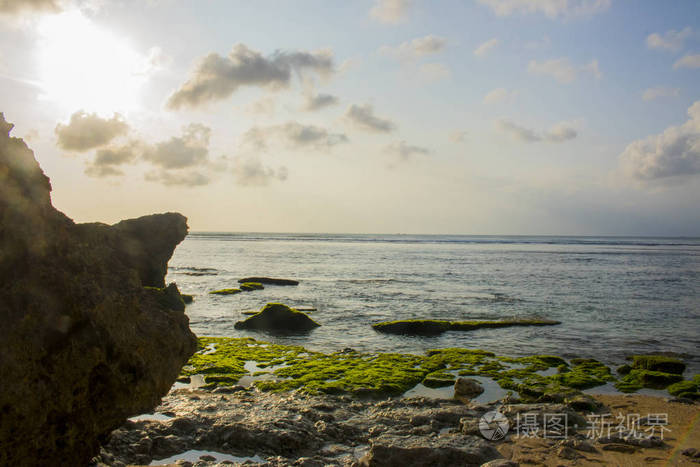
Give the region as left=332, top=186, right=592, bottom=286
left=479, top=411, right=509, bottom=441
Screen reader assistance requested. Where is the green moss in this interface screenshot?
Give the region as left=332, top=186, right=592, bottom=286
left=630, top=355, right=686, bottom=374
left=615, top=369, right=683, bottom=392
left=549, top=359, right=614, bottom=389
left=667, top=379, right=699, bottom=397
left=240, top=282, right=264, bottom=291
left=209, top=288, right=241, bottom=295
left=422, top=371, right=456, bottom=388
left=373, top=319, right=561, bottom=335
left=617, top=364, right=632, bottom=375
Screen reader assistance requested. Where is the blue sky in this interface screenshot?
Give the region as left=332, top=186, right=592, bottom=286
left=1, top=0, right=699, bottom=235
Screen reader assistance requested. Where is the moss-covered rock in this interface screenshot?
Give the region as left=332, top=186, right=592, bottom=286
left=238, top=277, right=299, bottom=286
left=615, top=369, right=684, bottom=392
left=240, top=282, right=264, bottom=291
left=630, top=355, right=686, bottom=374
left=550, top=359, right=614, bottom=389
left=422, top=371, right=456, bottom=388
left=209, top=288, right=241, bottom=295
left=234, top=303, right=320, bottom=332
left=667, top=379, right=700, bottom=398
left=372, top=318, right=561, bottom=335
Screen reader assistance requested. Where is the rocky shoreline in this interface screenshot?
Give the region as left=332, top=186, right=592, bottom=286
left=93, top=383, right=700, bottom=467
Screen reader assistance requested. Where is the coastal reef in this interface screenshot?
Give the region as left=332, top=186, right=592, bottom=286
left=175, top=337, right=695, bottom=403
left=233, top=303, right=320, bottom=332
left=0, top=113, right=197, bottom=466
left=372, top=318, right=562, bottom=335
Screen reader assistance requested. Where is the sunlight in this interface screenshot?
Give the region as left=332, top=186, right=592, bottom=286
left=36, top=11, right=151, bottom=114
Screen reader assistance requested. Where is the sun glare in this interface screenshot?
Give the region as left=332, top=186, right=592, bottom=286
left=37, top=11, right=150, bottom=114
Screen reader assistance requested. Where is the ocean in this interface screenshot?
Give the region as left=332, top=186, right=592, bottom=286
left=166, top=233, right=700, bottom=374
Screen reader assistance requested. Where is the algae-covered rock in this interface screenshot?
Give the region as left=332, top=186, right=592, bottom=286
left=238, top=277, right=299, bottom=285
left=372, top=318, right=561, bottom=335
left=630, top=355, right=686, bottom=374
left=422, top=371, right=457, bottom=388
left=240, top=281, right=264, bottom=291
left=0, top=113, right=196, bottom=467
left=209, top=288, right=241, bottom=295
left=234, top=303, right=320, bottom=332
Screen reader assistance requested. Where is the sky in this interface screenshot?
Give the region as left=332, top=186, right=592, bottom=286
left=1, top=0, right=699, bottom=236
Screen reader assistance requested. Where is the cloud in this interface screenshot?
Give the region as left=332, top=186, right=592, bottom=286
left=242, top=122, right=348, bottom=151
left=384, top=140, right=429, bottom=162
left=230, top=155, right=288, bottom=186
left=528, top=58, right=601, bottom=83
left=55, top=111, right=129, bottom=152
left=619, top=100, right=700, bottom=180
left=369, top=0, right=412, bottom=24
left=379, top=35, right=447, bottom=61
left=0, top=0, right=61, bottom=16
left=474, top=38, right=500, bottom=57
left=142, top=123, right=210, bottom=169
left=449, top=130, right=468, bottom=143
left=642, top=86, right=680, bottom=101
left=345, top=104, right=396, bottom=133
left=303, top=93, right=339, bottom=111
left=477, top=0, right=611, bottom=19
left=483, top=88, right=517, bottom=104
left=144, top=170, right=211, bottom=187
left=497, top=119, right=578, bottom=143
left=673, top=54, right=700, bottom=70
left=646, top=27, right=693, bottom=53
left=167, top=44, right=334, bottom=109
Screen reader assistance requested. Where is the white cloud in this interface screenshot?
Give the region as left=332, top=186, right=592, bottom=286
left=474, top=38, right=500, bottom=57
left=379, top=35, right=447, bottom=61
left=245, top=96, right=277, bottom=116
left=477, top=0, right=611, bottom=19
left=646, top=27, right=693, bottom=53
left=642, top=86, right=680, bottom=101
left=55, top=111, right=129, bottom=152
left=0, top=0, right=60, bottom=16
left=369, top=0, right=412, bottom=24
left=528, top=58, right=601, bottom=83
left=345, top=104, right=396, bottom=133
left=142, top=123, right=210, bottom=169
left=673, top=54, right=700, bottom=70
left=483, top=88, right=517, bottom=104
left=497, top=119, right=578, bottom=143
left=242, top=122, right=348, bottom=151
left=619, top=100, right=700, bottom=180
left=303, top=93, right=339, bottom=111
left=384, top=140, right=430, bottom=161
left=167, top=44, right=334, bottom=109
left=144, top=170, right=211, bottom=187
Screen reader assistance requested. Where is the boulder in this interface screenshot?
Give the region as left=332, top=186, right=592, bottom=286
left=359, top=433, right=502, bottom=466
left=455, top=378, right=485, bottom=398
left=0, top=113, right=197, bottom=466
left=238, top=277, right=299, bottom=286
left=234, top=303, right=320, bottom=332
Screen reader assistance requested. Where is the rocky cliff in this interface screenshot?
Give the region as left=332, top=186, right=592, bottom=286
left=0, top=113, right=197, bottom=466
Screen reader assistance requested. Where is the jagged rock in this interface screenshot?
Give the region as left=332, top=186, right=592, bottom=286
left=234, top=303, right=320, bottom=332
left=359, top=433, right=502, bottom=466
left=0, top=113, right=197, bottom=467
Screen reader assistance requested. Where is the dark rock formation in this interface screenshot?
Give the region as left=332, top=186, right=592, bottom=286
left=234, top=303, right=320, bottom=332
left=372, top=318, right=561, bottom=336
left=0, top=113, right=197, bottom=466
left=238, top=277, right=299, bottom=286
left=454, top=378, right=485, bottom=398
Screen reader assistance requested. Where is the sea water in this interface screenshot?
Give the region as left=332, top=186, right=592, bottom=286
left=166, top=234, right=700, bottom=373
